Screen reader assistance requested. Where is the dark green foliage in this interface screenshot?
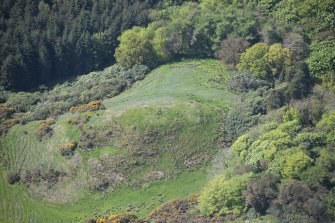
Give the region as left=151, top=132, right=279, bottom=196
left=301, top=148, right=335, bottom=189
left=228, top=71, right=271, bottom=94
left=222, top=88, right=267, bottom=141
left=244, top=174, right=280, bottom=214
left=280, top=61, right=311, bottom=100
left=271, top=0, right=335, bottom=42
left=324, top=188, right=335, bottom=219
left=22, top=168, right=66, bottom=188
left=265, top=88, right=287, bottom=110
left=307, top=40, right=335, bottom=88
left=271, top=181, right=329, bottom=223
left=7, top=172, right=20, bottom=185
left=0, top=0, right=158, bottom=91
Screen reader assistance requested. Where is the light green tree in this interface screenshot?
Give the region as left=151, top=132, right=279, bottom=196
left=238, top=43, right=292, bottom=80
left=237, top=43, right=270, bottom=79
left=199, top=173, right=252, bottom=216
left=268, top=149, right=312, bottom=178
left=115, top=26, right=156, bottom=69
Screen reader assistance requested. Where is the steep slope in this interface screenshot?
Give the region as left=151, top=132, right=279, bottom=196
left=0, top=59, right=234, bottom=222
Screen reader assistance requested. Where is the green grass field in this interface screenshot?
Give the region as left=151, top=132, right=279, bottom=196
left=0, top=59, right=234, bottom=222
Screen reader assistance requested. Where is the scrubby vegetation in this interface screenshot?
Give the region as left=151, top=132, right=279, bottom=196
left=0, top=64, right=149, bottom=124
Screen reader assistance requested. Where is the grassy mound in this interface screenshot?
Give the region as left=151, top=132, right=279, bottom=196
left=0, top=59, right=233, bottom=222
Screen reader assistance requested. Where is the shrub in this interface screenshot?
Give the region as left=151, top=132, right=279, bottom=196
left=66, top=141, right=78, bottom=150
left=301, top=148, right=335, bottom=189
left=146, top=197, right=202, bottom=223
left=324, top=189, right=335, bottom=220
left=271, top=180, right=328, bottom=223
left=7, top=172, right=20, bottom=185
left=115, top=26, right=157, bottom=69
left=218, top=37, right=250, bottom=68
left=307, top=40, right=335, bottom=87
left=244, top=174, right=280, bottom=214
left=280, top=61, right=311, bottom=100
left=22, top=168, right=65, bottom=188
left=0, top=118, right=20, bottom=135
left=35, top=121, right=53, bottom=141
left=293, top=94, right=325, bottom=126
left=237, top=43, right=270, bottom=79
left=283, top=32, right=309, bottom=60
left=265, top=88, right=287, bottom=110
left=231, top=134, right=252, bottom=156
left=282, top=107, right=301, bottom=123
left=238, top=43, right=292, bottom=80
left=0, top=106, right=15, bottom=120
left=60, top=141, right=78, bottom=156
left=70, top=100, right=104, bottom=113
left=96, top=218, right=106, bottom=223
left=199, top=173, right=252, bottom=216
left=228, top=71, right=271, bottom=94
left=268, top=149, right=312, bottom=179
left=317, top=112, right=335, bottom=145
left=106, top=212, right=137, bottom=223
left=222, top=88, right=267, bottom=141
left=3, top=64, right=148, bottom=122
left=294, top=132, right=326, bottom=150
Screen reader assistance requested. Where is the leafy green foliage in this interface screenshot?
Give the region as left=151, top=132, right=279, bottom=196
left=317, top=112, right=335, bottom=145
left=115, top=27, right=157, bottom=69
left=238, top=43, right=292, bottom=80
left=237, top=43, right=270, bottom=79
left=199, top=173, right=252, bottom=216
left=272, top=0, right=335, bottom=41
left=269, top=148, right=312, bottom=178
left=232, top=134, right=252, bottom=155
left=307, top=40, right=335, bottom=88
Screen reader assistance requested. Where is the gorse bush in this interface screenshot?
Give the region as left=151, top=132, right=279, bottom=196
left=69, top=100, right=104, bottom=113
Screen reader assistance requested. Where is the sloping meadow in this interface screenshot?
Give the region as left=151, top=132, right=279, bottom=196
left=0, top=59, right=234, bottom=222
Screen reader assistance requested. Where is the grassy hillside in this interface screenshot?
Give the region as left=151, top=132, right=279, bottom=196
left=0, top=59, right=234, bottom=222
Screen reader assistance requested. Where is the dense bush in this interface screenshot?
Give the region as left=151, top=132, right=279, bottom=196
left=115, top=26, right=158, bottom=69
left=228, top=71, right=271, bottom=94
left=237, top=43, right=292, bottom=80
left=7, top=172, right=20, bottom=185
left=60, top=141, right=78, bottom=156
left=199, top=173, right=252, bottom=216
left=271, top=180, right=329, bottom=223
left=222, top=87, right=267, bottom=141
left=307, top=40, right=335, bottom=88
left=69, top=100, right=104, bottom=113
left=244, top=174, right=280, bottom=214
left=35, top=119, right=54, bottom=141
